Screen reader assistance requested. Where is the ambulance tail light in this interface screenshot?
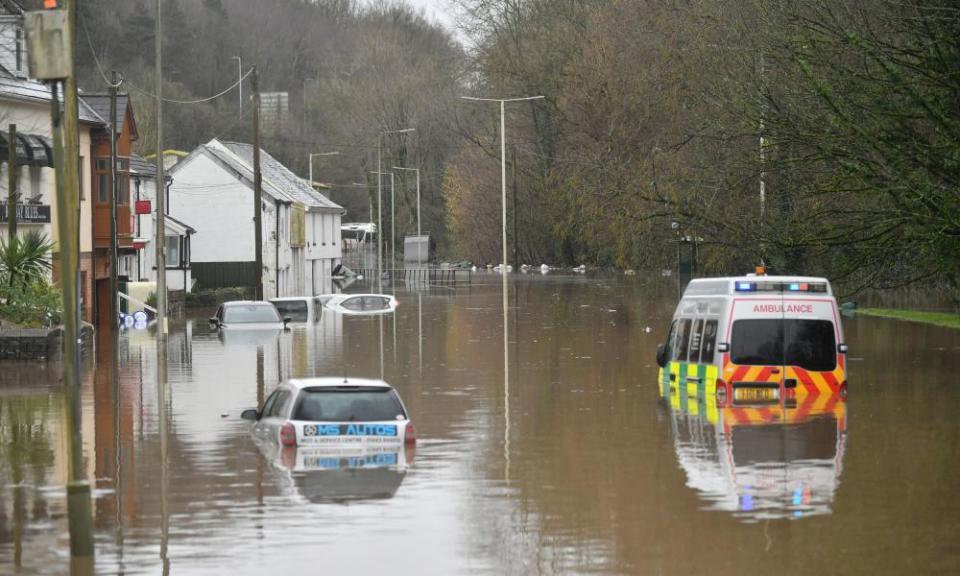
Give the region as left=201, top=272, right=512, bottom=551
left=280, top=422, right=297, bottom=447
left=839, top=381, right=848, bottom=399
left=404, top=422, right=417, bottom=446
left=715, top=379, right=728, bottom=407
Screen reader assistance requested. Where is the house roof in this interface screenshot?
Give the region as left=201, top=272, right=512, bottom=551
left=217, top=141, right=344, bottom=213
left=129, top=154, right=157, bottom=177
left=0, top=68, right=105, bottom=125
left=0, top=0, right=23, bottom=16
left=79, top=93, right=136, bottom=138
left=165, top=213, right=196, bottom=234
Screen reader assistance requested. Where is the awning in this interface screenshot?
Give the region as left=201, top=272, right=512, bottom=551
left=0, top=131, right=54, bottom=167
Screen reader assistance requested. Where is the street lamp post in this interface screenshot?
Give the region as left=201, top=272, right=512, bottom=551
left=376, top=128, right=415, bottom=289
left=308, top=151, right=339, bottom=192
left=370, top=170, right=395, bottom=288
left=392, top=166, right=421, bottom=266
left=460, top=95, right=543, bottom=270
left=232, top=56, right=242, bottom=118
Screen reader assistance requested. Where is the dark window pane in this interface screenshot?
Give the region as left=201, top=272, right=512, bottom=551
left=664, top=321, right=677, bottom=361
left=731, top=319, right=836, bottom=371
left=700, top=320, right=718, bottom=364
left=341, top=297, right=364, bottom=311
left=785, top=319, right=836, bottom=371
left=273, top=300, right=308, bottom=321
left=97, top=173, right=108, bottom=203
left=268, top=391, right=290, bottom=418
left=293, top=388, right=405, bottom=422
left=675, top=319, right=692, bottom=362
left=260, top=390, right=280, bottom=416
left=731, top=319, right=783, bottom=366
left=223, top=304, right=281, bottom=323
left=688, top=319, right=704, bottom=362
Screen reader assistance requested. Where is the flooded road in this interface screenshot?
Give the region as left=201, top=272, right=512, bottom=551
left=2, top=275, right=959, bottom=574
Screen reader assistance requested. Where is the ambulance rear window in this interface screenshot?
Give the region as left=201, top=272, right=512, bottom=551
left=731, top=319, right=836, bottom=371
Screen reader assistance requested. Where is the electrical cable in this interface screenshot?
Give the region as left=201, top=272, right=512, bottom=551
left=80, top=10, right=250, bottom=105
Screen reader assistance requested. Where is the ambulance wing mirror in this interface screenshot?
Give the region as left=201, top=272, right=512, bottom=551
left=838, top=343, right=848, bottom=354
left=655, top=344, right=667, bottom=368
left=717, top=342, right=729, bottom=353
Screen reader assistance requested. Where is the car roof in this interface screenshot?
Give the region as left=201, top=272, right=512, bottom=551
left=285, top=377, right=394, bottom=390
left=327, top=293, right=395, bottom=299
left=223, top=300, right=274, bottom=306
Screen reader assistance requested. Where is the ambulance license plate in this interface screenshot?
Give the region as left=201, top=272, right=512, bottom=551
left=734, top=387, right=778, bottom=403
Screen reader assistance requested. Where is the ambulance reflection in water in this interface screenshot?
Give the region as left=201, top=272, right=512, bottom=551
left=660, top=378, right=847, bottom=521
left=262, top=442, right=415, bottom=503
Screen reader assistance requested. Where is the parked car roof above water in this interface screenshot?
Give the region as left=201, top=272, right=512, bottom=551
left=286, top=377, right=392, bottom=390
left=318, top=293, right=398, bottom=315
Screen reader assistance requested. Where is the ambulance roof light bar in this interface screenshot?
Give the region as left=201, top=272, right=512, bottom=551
left=734, top=281, right=828, bottom=293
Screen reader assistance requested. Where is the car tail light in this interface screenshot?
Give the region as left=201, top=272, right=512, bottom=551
left=404, top=422, right=416, bottom=446
left=280, top=422, right=297, bottom=447
left=715, top=379, right=728, bottom=407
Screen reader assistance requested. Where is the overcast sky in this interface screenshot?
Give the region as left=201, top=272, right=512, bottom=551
left=389, top=0, right=461, bottom=36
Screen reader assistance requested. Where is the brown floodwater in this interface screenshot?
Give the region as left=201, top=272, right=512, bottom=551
left=1, top=274, right=959, bottom=574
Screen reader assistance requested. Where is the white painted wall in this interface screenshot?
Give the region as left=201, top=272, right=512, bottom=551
left=167, top=149, right=290, bottom=298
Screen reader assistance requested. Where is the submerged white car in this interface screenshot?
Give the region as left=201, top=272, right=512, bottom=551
left=317, top=293, right=398, bottom=315
left=269, top=296, right=322, bottom=323
left=242, top=377, right=416, bottom=448
left=209, top=301, right=290, bottom=330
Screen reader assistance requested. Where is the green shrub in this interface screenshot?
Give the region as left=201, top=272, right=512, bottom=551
left=0, top=231, right=54, bottom=288
left=0, top=280, right=62, bottom=328
left=185, top=286, right=254, bottom=308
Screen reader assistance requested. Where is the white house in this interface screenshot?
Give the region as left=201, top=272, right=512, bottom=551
left=166, top=138, right=344, bottom=298
left=130, top=154, right=196, bottom=292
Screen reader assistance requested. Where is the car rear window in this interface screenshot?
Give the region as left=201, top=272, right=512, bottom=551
left=292, top=387, right=406, bottom=422
left=731, top=319, right=836, bottom=371
left=223, top=304, right=281, bottom=323
left=273, top=300, right=308, bottom=321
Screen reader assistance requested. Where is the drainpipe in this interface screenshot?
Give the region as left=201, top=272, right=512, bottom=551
left=275, top=201, right=282, bottom=297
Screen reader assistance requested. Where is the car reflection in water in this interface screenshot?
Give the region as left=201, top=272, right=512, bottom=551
left=660, top=377, right=847, bottom=521
left=257, top=441, right=415, bottom=503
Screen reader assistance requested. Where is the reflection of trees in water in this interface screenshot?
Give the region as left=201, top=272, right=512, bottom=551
left=0, top=393, right=58, bottom=560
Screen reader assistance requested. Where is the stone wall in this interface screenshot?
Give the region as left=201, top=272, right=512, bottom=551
left=0, top=323, right=95, bottom=361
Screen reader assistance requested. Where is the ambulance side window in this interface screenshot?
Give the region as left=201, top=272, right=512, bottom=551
left=700, top=319, right=718, bottom=363
left=675, top=319, right=692, bottom=362
left=688, top=319, right=704, bottom=362
left=664, top=321, right=678, bottom=361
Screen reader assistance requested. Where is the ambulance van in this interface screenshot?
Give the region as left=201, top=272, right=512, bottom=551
left=656, top=275, right=848, bottom=404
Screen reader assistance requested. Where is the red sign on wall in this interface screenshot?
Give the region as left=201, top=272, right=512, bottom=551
left=135, top=200, right=152, bottom=215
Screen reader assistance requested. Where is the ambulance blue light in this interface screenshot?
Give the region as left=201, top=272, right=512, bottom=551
left=788, top=283, right=801, bottom=291
left=736, top=282, right=756, bottom=292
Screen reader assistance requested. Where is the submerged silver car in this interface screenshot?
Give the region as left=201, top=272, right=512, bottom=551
left=241, top=377, right=416, bottom=448
left=209, top=301, right=290, bottom=330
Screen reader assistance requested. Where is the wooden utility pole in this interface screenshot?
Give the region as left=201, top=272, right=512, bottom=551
left=155, top=0, right=167, bottom=336
left=252, top=66, right=263, bottom=300
left=7, top=124, right=17, bottom=238
left=109, top=71, right=119, bottom=335
left=27, top=1, right=93, bottom=565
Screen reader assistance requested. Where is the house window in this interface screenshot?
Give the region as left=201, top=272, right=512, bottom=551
left=165, top=235, right=180, bottom=267
left=94, top=157, right=131, bottom=204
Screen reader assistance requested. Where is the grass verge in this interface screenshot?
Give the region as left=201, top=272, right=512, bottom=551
left=857, top=308, right=960, bottom=330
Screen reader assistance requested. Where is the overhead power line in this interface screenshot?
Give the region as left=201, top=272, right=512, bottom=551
left=80, top=11, right=250, bottom=105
